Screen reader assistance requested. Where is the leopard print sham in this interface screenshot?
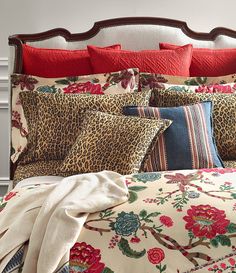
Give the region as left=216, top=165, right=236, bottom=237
left=153, top=89, right=236, bottom=160
left=19, top=90, right=152, bottom=163
left=223, top=160, right=236, bottom=168
left=13, top=160, right=75, bottom=187
left=61, top=110, right=172, bottom=175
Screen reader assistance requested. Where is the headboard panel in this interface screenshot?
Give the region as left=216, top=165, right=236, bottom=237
left=9, top=17, right=236, bottom=74
left=8, top=17, right=236, bottom=179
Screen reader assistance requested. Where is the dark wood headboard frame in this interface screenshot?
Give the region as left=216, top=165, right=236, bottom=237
left=8, top=17, right=236, bottom=180
left=9, top=17, right=236, bottom=74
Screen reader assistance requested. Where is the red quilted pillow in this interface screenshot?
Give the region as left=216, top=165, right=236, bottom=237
left=22, top=44, right=121, bottom=77
left=88, top=44, right=193, bottom=76
left=160, top=43, right=236, bottom=77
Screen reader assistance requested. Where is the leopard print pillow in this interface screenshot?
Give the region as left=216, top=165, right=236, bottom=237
left=11, top=69, right=139, bottom=163
left=152, top=88, right=236, bottom=160
left=19, top=90, right=152, bottom=163
left=61, top=111, right=172, bottom=174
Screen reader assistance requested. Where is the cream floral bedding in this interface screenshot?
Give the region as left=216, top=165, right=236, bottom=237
left=1, top=168, right=236, bottom=273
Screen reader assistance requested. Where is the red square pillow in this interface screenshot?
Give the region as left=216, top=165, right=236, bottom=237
left=160, top=43, right=236, bottom=77
left=87, top=44, right=193, bottom=76
left=22, top=44, right=121, bottom=77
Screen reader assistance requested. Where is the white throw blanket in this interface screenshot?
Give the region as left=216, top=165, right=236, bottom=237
left=0, top=171, right=129, bottom=273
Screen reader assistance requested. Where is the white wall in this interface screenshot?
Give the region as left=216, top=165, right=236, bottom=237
left=1, top=0, right=236, bottom=57
left=0, top=0, right=236, bottom=190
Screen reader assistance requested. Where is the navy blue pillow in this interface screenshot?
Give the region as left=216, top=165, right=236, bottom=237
left=123, top=102, right=224, bottom=171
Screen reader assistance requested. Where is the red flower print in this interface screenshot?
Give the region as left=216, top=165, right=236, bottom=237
left=11, top=74, right=38, bottom=91
left=159, top=216, right=173, bottom=227
left=229, top=258, right=235, bottom=266
left=220, top=263, right=227, bottom=270
left=140, top=73, right=167, bottom=89
left=199, top=168, right=236, bottom=174
left=4, top=191, right=17, bottom=201
left=108, top=69, right=136, bottom=90
left=195, top=84, right=234, bottom=94
left=63, top=82, right=104, bottom=95
left=70, top=242, right=105, bottom=273
left=183, top=205, right=230, bottom=239
left=147, top=248, right=165, bottom=264
left=12, top=111, right=28, bottom=137
left=130, top=237, right=141, bottom=243
left=164, top=173, right=201, bottom=185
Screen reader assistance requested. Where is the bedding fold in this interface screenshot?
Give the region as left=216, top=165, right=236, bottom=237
left=0, top=171, right=129, bottom=273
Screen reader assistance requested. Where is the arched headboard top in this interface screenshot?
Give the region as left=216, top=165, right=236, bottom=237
left=9, top=17, right=236, bottom=74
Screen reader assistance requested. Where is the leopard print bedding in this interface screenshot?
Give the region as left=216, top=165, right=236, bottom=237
left=61, top=110, right=172, bottom=174
left=19, top=90, right=152, bottom=164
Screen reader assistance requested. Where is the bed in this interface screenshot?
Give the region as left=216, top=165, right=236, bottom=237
left=1, top=17, right=236, bottom=273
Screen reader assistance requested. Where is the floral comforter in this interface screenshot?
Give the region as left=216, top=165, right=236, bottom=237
left=1, top=168, right=236, bottom=273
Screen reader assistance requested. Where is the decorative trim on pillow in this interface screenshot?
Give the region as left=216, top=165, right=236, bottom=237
left=124, top=102, right=224, bottom=171
left=61, top=111, right=172, bottom=174
left=18, top=90, right=152, bottom=163
left=11, top=69, right=139, bottom=163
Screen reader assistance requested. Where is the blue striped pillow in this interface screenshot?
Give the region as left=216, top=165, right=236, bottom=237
left=123, top=102, right=224, bottom=171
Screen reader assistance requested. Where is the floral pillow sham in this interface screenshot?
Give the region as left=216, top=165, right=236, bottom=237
left=140, top=72, right=236, bottom=92
left=11, top=68, right=139, bottom=163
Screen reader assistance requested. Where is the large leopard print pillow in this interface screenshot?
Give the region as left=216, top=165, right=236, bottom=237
left=11, top=69, right=139, bottom=163
left=152, top=88, right=236, bottom=160
left=61, top=111, right=172, bottom=174
left=19, top=90, right=152, bottom=163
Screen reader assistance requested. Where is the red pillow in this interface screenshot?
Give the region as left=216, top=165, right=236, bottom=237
left=87, top=44, right=193, bottom=76
left=160, top=43, right=236, bottom=77
left=22, top=44, right=121, bottom=77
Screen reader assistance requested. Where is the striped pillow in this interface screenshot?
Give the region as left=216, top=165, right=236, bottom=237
left=123, top=102, right=224, bottom=171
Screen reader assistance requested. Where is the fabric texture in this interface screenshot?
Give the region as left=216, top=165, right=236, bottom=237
left=1, top=169, right=236, bottom=273
left=160, top=43, right=236, bottom=77
left=22, top=44, right=121, bottom=77
left=88, top=44, right=193, bottom=76
left=12, top=159, right=236, bottom=188
left=11, top=70, right=140, bottom=163
left=139, top=72, right=236, bottom=92
left=123, top=103, right=223, bottom=171
left=0, top=171, right=128, bottom=273
left=19, top=90, right=152, bottom=163
left=224, top=160, right=236, bottom=168
left=13, top=160, right=67, bottom=186
left=152, top=88, right=236, bottom=160
left=61, top=110, right=172, bottom=174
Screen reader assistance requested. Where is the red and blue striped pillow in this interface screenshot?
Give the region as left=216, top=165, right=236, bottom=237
left=123, top=102, right=224, bottom=171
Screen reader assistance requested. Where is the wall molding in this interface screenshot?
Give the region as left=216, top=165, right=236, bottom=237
left=0, top=76, right=8, bottom=83
left=0, top=101, right=8, bottom=109
left=0, top=58, right=8, bottom=77
left=0, top=177, right=10, bottom=186
left=0, top=57, right=8, bottom=67
left=0, top=58, right=9, bottom=107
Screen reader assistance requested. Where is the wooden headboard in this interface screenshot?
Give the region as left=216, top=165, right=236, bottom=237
left=9, top=17, right=236, bottom=74
left=8, top=17, right=236, bottom=178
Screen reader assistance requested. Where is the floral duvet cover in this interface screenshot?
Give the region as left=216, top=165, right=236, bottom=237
left=2, top=168, right=236, bottom=273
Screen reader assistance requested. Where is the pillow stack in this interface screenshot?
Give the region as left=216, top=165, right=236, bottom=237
left=11, top=42, right=236, bottom=182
